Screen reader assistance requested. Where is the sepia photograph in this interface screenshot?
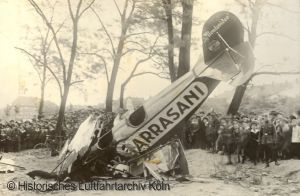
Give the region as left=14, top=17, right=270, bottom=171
left=0, top=0, right=300, bottom=195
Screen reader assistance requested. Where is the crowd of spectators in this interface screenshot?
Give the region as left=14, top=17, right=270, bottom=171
left=186, top=110, right=300, bottom=167
left=0, top=108, right=94, bottom=153
left=1, top=107, right=299, bottom=169
left=0, top=119, right=56, bottom=152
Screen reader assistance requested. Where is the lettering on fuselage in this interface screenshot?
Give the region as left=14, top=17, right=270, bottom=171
left=129, top=81, right=209, bottom=152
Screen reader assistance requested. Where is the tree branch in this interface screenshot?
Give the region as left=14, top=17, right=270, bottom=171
left=124, top=40, right=146, bottom=49
left=122, top=35, right=161, bottom=87
left=113, top=0, right=122, bottom=17
left=136, top=16, right=166, bottom=21
left=125, top=31, right=152, bottom=38
left=128, top=0, right=136, bottom=17
left=15, top=47, right=63, bottom=97
left=234, top=0, right=248, bottom=7
left=96, top=49, right=115, bottom=60
left=67, top=0, right=75, bottom=21
left=39, top=64, right=63, bottom=98
left=74, top=0, right=83, bottom=19
left=90, top=7, right=116, bottom=56
left=78, top=0, right=96, bottom=18
left=78, top=52, right=110, bottom=84
left=121, top=0, right=129, bottom=23
left=45, top=20, right=65, bottom=53
left=132, top=71, right=170, bottom=80
left=43, top=64, right=63, bottom=98
left=28, top=57, right=43, bottom=83
left=256, top=31, right=296, bottom=41
left=266, top=2, right=300, bottom=14
left=122, top=48, right=149, bottom=56
left=70, top=80, right=84, bottom=86
left=250, top=71, right=300, bottom=81
left=45, top=77, right=53, bottom=86
left=15, top=47, right=41, bottom=64
left=27, top=0, right=67, bottom=83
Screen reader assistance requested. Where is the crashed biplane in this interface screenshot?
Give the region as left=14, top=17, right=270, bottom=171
left=46, top=11, right=254, bottom=181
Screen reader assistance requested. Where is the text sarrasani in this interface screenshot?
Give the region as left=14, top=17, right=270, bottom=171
left=128, top=81, right=209, bottom=152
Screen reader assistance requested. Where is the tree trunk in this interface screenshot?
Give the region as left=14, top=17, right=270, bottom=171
left=105, top=48, right=123, bottom=112
left=106, top=84, right=114, bottom=112
left=227, top=71, right=300, bottom=115
left=177, top=0, right=193, bottom=78
left=55, top=86, right=69, bottom=136
left=55, top=19, right=78, bottom=137
left=119, top=83, right=126, bottom=109
left=38, top=52, right=47, bottom=120
left=105, top=1, right=131, bottom=112
left=106, top=28, right=128, bottom=112
left=227, top=1, right=261, bottom=114
left=227, top=79, right=251, bottom=115
left=175, top=0, right=194, bottom=149
left=38, top=80, right=45, bottom=119
left=163, top=0, right=176, bottom=82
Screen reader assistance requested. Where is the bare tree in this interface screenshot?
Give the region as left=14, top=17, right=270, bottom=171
left=228, top=69, right=300, bottom=114
left=177, top=0, right=194, bottom=78
left=119, top=35, right=170, bottom=108
left=89, top=0, right=170, bottom=111
left=132, top=0, right=183, bottom=82
left=26, top=0, right=96, bottom=136
left=90, top=0, right=139, bottom=112
left=162, top=0, right=176, bottom=82
left=227, top=0, right=299, bottom=115
left=122, top=0, right=195, bottom=147
left=82, top=0, right=195, bottom=113
left=15, top=2, right=64, bottom=119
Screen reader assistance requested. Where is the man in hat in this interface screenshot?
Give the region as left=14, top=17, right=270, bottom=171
left=260, top=119, right=279, bottom=167
left=289, top=115, right=297, bottom=124
left=205, top=115, right=217, bottom=152
left=269, top=111, right=278, bottom=125
left=276, top=117, right=292, bottom=159
left=186, top=115, right=197, bottom=148
left=215, top=118, right=228, bottom=154
left=194, top=111, right=206, bottom=149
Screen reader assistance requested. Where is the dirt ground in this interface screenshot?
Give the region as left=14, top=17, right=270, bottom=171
left=1, top=149, right=300, bottom=196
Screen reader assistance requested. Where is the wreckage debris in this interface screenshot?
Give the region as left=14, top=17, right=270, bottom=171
left=26, top=111, right=190, bottom=181
left=25, top=10, right=254, bottom=182
left=0, top=161, right=14, bottom=173
left=0, top=157, right=25, bottom=173
left=27, top=170, right=58, bottom=180
left=26, top=107, right=182, bottom=181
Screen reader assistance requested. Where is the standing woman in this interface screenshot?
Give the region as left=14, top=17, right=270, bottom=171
left=291, top=117, right=300, bottom=158
left=249, top=121, right=260, bottom=165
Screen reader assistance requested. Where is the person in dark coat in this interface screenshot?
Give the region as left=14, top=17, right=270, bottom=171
left=0, top=124, right=6, bottom=152
left=248, top=121, right=260, bottom=165
left=205, top=115, right=218, bottom=153
left=215, top=118, right=228, bottom=153
left=224, top=126, right=236, bottom=165
left=186, top=115, right=198, bottom=148
left=260, top=119, right=279, bottom=167
left=6, top=123, right=15, bottom=152
left=196, top=112, right=207, bottom=149
left=276, top=118, right=292, bottom=159
left=236, top=121, right=250, bottom=163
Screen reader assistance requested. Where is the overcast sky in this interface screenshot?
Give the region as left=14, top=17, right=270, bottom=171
left=0, top=0, right=299, bottom=108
